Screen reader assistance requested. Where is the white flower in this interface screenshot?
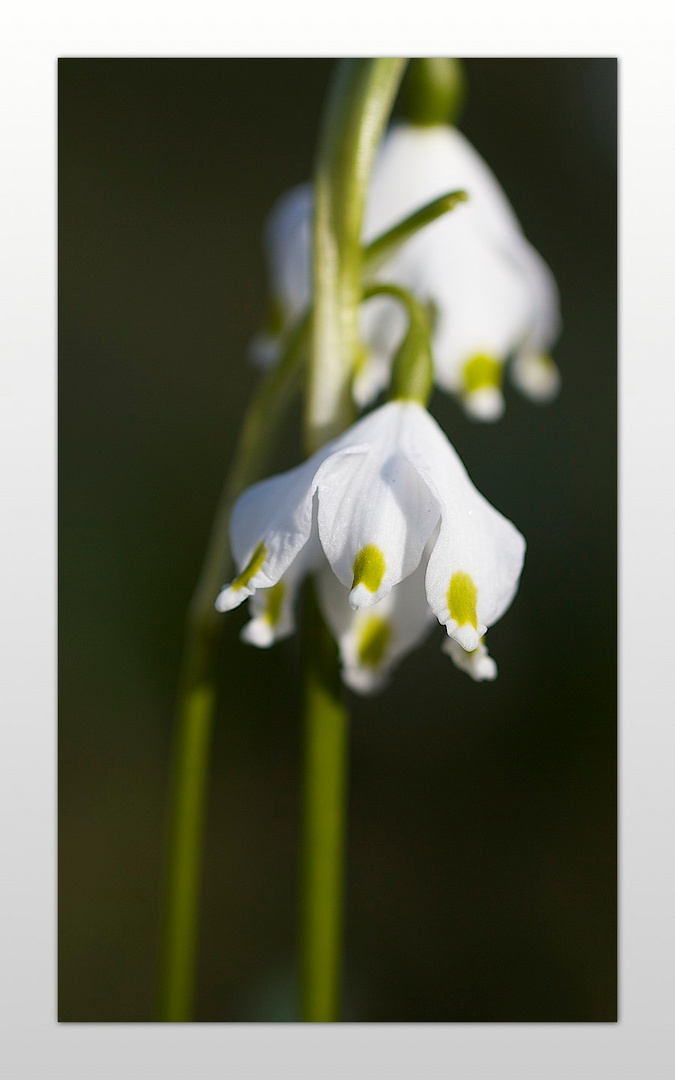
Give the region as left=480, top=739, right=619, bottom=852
left=253, top=123, right=561, bottom=419
left=249, top=184, right=312, bottom=368
left=315, top=544, right=436, bottom=694
left=216, top=400, right=525, bottom=692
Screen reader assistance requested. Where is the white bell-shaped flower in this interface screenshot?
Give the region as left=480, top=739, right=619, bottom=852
left=252, top=123, right=560, bottom=419
left=216, top=401, right=526, bottom=690
left=249, top=184, right=312, bottom=368
left=314, top=545, right=436, bottom=694
left=362, top=123, right=561, bottom=418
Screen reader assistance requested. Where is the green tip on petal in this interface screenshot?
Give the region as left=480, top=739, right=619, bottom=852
left=351, top=544, right=386, bottom=594
left=353, top=341, right=371, bottom=377
left=447, top=570, right=478, bottom=629
left=357, top=614, right=391, bottom=668
left=265, top=581, right=285, bottom=626
left=463, top=353, right=503, bottom=393
left=231, top=541, right=267, bottom=592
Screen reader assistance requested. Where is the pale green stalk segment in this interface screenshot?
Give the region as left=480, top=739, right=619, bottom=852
left=160, top=679, right=214, bottom=1022
left=300, top=592, right=349, bottom=1022
left=363, top=281, right=434, bottom=405
left=363, top=189, right=467, bottom=276
left=300, top=58, right=407, bottom=1025
left=159, top=316, right=309, bottom=1022
left=307, top=58, right=407, bottom=453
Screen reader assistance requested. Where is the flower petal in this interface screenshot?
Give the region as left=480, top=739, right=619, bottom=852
left=216, top=441, right=364, bottom=613
left=510, top=350, right=561, bottom=403
left=398, top=404, right=526, bottom=651
left=364, top=123, right=561, bottom=415
left=426, top=223, right=532, bottom=401
left=264, top=182, right=313, bottom=323
left=240, top=528, right=323, bottom=648
left=315, top=548, right=435, bottom=694
left=364, top=124, right=522, bottom=252
left=249, top=183, right=313, bottom=369
left=316, top=402, right=440, bottom=608
left=505, top=236, right=561, bottom=357
left=442, top=636, right=498, bottom=682
left=354, top=294, right=406, bottom=407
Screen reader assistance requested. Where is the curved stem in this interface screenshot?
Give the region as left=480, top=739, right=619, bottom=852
left=159, top=316, right=309, bottom=1022
left=363, top=282, right=434, bottom=405
left=299, top=58, right=407, bottom=1024
left=363, top=189, right=467, bottom=276
left=306, top=58, right=406, bottom=453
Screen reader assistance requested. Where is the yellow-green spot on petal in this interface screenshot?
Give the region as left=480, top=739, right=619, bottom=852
left=463, top=353, right=503, bottom=393
left=353, top=341, right=371, bottom=377
left=352, top=544, right=386, bottom=594
left=264, top=581, right=285, bottom=626
left=231, top=541, right=267, bottom=592
left=447, top=571, right=478, bottom=629
left=357, top=614, right=391, bottom=669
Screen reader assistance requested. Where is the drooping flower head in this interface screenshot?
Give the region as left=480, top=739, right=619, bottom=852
left=251, top=122, right=561, bottom=422
left=216, top=401, right=525, bottom=693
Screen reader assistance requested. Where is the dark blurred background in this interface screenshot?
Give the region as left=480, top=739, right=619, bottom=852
left=58, top=59, right=616, bottom=1022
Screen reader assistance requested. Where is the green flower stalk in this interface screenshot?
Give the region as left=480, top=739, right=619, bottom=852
left=300, top=57, right=406, bottom=1022
left=161, top=56, right=549, bottom=1026
left=159, top=319, right=308, bottom=1022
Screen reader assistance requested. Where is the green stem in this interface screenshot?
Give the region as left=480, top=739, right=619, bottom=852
left=159, top=634, right=215, bottom=1022
left=159, top=317, right=309, bottom=1022
left=191, top=314, right=310, bottom=625
left=299, top=588, right=349, bottom=1022
left=306, top=58, right=406, bottom=453
left=299, top=58, right=407, bottom=1024
left=363, top=189, right=467, bottom=276
left=363, top=282, right=434, bottom=405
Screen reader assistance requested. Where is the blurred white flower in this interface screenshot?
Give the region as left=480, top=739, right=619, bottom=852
left=216, top=400, right=525, bottom=692
left=315, top=544, right=436, bottom=694
left=249, top=184, right=313, bottom=369
left=252, top=123, right=561, bottom=421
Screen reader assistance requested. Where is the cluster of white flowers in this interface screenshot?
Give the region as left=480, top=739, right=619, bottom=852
left=218, top=107, right=559, bottom=693
left=216, top=401, right=525, bottom=693
left=252, top=122, right=561, bottom=422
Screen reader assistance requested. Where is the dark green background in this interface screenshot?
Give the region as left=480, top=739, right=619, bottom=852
left=59, top=59, right=617, bottom=1022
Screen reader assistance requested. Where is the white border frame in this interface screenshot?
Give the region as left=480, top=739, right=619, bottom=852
left=2, top=2, right=674, bottom=1076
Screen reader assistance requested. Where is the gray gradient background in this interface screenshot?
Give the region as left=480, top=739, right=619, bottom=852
left=3, top=0, right=675, bottom=1072
left=57, top=58, right=616, bottom=1023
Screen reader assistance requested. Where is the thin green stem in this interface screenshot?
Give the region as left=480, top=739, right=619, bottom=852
left=159, top=635, right=215, bottom=1021
left=191, top=314, right=310, bottom=627
left=363, top=189, right=467, bottom=276
left=299, top=588, right=349, bottom=1022
left=363, top=282, right=434, bottom=405
left=307, top=58, right=406, bottom=453
left=299, top=58, right=407, bottom=1024
left=159, top=317, right=309, bottom=1022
